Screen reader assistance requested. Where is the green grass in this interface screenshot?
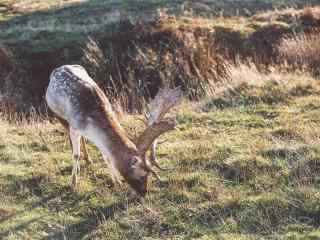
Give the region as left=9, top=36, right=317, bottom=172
left=0, top=0, right=185, bottom=52
left=0, top=73, right=320, bottom=239
left=0, top=0, right=318, bottom=53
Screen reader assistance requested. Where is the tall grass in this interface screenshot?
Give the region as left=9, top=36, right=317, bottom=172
left=203, top=59, right=317, bottom=111
left=81, top=28, right=229, bottom=111
left=279, top=31, right=320, bottom=75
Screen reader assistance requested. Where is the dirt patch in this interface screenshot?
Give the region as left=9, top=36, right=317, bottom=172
left=214, top=27, right=248, bottom=63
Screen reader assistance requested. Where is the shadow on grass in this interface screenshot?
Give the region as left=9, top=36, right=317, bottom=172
left=289, top=158, right=320, bottom=185
left=0, top=181, right=80, bottom=239
left=43, top=201, right=129, bottom=240
left=0, top=171, right=134, bottom=239
left=270, top=128, right=304, bottom=141
left=194, top=196, right=320, bottom=235
left=260, top=146, right=311, bottom=168
left=0, top=217, right=46, bottom=239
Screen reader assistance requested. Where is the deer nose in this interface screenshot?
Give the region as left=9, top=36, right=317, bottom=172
left=138, top=189, right=147, bottom=197
left=136, top=184, right=147, bottom=197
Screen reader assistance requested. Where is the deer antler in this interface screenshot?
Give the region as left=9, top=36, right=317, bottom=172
left=149, top=139, right=169, bottom=171
left=137, top=87, right=182, bottom=160
left=147, top=87, right=183, bottom=125
left=135, top=117, right=169, bottom=170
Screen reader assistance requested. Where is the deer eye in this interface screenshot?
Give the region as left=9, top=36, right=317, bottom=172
left=140, top=175, right=147, bottom=182
left=132, top=158, right=138, bottom=165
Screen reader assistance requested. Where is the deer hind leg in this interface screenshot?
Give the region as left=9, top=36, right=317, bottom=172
left=56, top=116, right=71, bottom=148
left=69, top=128, right=81, bottom=189
left=57, top=116, right=92, bottom=166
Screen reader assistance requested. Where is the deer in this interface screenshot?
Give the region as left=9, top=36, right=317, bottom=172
left=45, top=65, right=182, bottom=196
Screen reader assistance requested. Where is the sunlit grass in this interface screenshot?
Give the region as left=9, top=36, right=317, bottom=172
left=0, top=72, right=320, bottom=239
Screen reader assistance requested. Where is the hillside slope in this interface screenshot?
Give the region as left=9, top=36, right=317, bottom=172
left=1, top=3, right=320, bottom=113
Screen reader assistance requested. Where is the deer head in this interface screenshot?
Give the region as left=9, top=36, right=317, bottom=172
left=123, top=87, right=183, bottom=195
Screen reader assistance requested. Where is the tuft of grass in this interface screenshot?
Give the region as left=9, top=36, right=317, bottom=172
left=203, top=62, right=319, bottom=111
left=279, top=31, right=320, bottom=76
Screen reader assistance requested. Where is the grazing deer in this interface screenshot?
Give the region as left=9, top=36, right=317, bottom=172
left=46, top=65, right=182, bottom=196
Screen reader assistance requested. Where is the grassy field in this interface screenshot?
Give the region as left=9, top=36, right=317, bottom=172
left=0, top=0, right=318, bottom=52
left=0, top=69, right=320, bottom=239
left=1, top=1, right=320, bottom=239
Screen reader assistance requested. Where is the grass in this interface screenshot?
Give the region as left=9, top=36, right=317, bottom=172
left=0, top=0, right=318, bottom=52
left=0, top=0, right=183, bottom=51
left=2, top=2, right=320, bottom=113
left=279, top=31, right=320, bottom=75
left=1, top=1, right=320, bottom=239
left=0, top=71, right=320, bottom=239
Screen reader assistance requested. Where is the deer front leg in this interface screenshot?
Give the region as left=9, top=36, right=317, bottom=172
left=70, top=128, right=81, bottom=189
left=80, top=137, right=93, bottom=166
left=103, top=155, right=122, bottom=185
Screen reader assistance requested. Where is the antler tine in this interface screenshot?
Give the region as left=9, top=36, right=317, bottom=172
left=145, top=164, right=162, bottom=182
left=148, top=86, right=183, bottom=125
left=157, top=139, right=169, bottom=145
left=149, top=156, right=170, bottom=171
left=149, top=140, right=166, bottom=171
left=148, top=139, right=172, bottom=171
left=137, top=87, right=182, bottom=154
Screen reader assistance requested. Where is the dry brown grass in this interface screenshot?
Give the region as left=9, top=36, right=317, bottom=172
left=81, top=27, right=229, bottom=111
left=252, top=7, right=299, bottom=22
left=252, top=6, right=320, bottom=24
left=204, top=59, right=318, bottom=111
left=278, top=31, right=320, bottom=75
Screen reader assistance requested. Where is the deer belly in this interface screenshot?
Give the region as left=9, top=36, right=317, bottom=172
left=80, top=121, right=114, bottom=159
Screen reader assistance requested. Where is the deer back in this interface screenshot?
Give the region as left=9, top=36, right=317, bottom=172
left=46, top=65, right=137, bottom=158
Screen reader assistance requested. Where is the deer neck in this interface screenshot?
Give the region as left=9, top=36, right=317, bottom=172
left=90, top=112, right=139, bottom=173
